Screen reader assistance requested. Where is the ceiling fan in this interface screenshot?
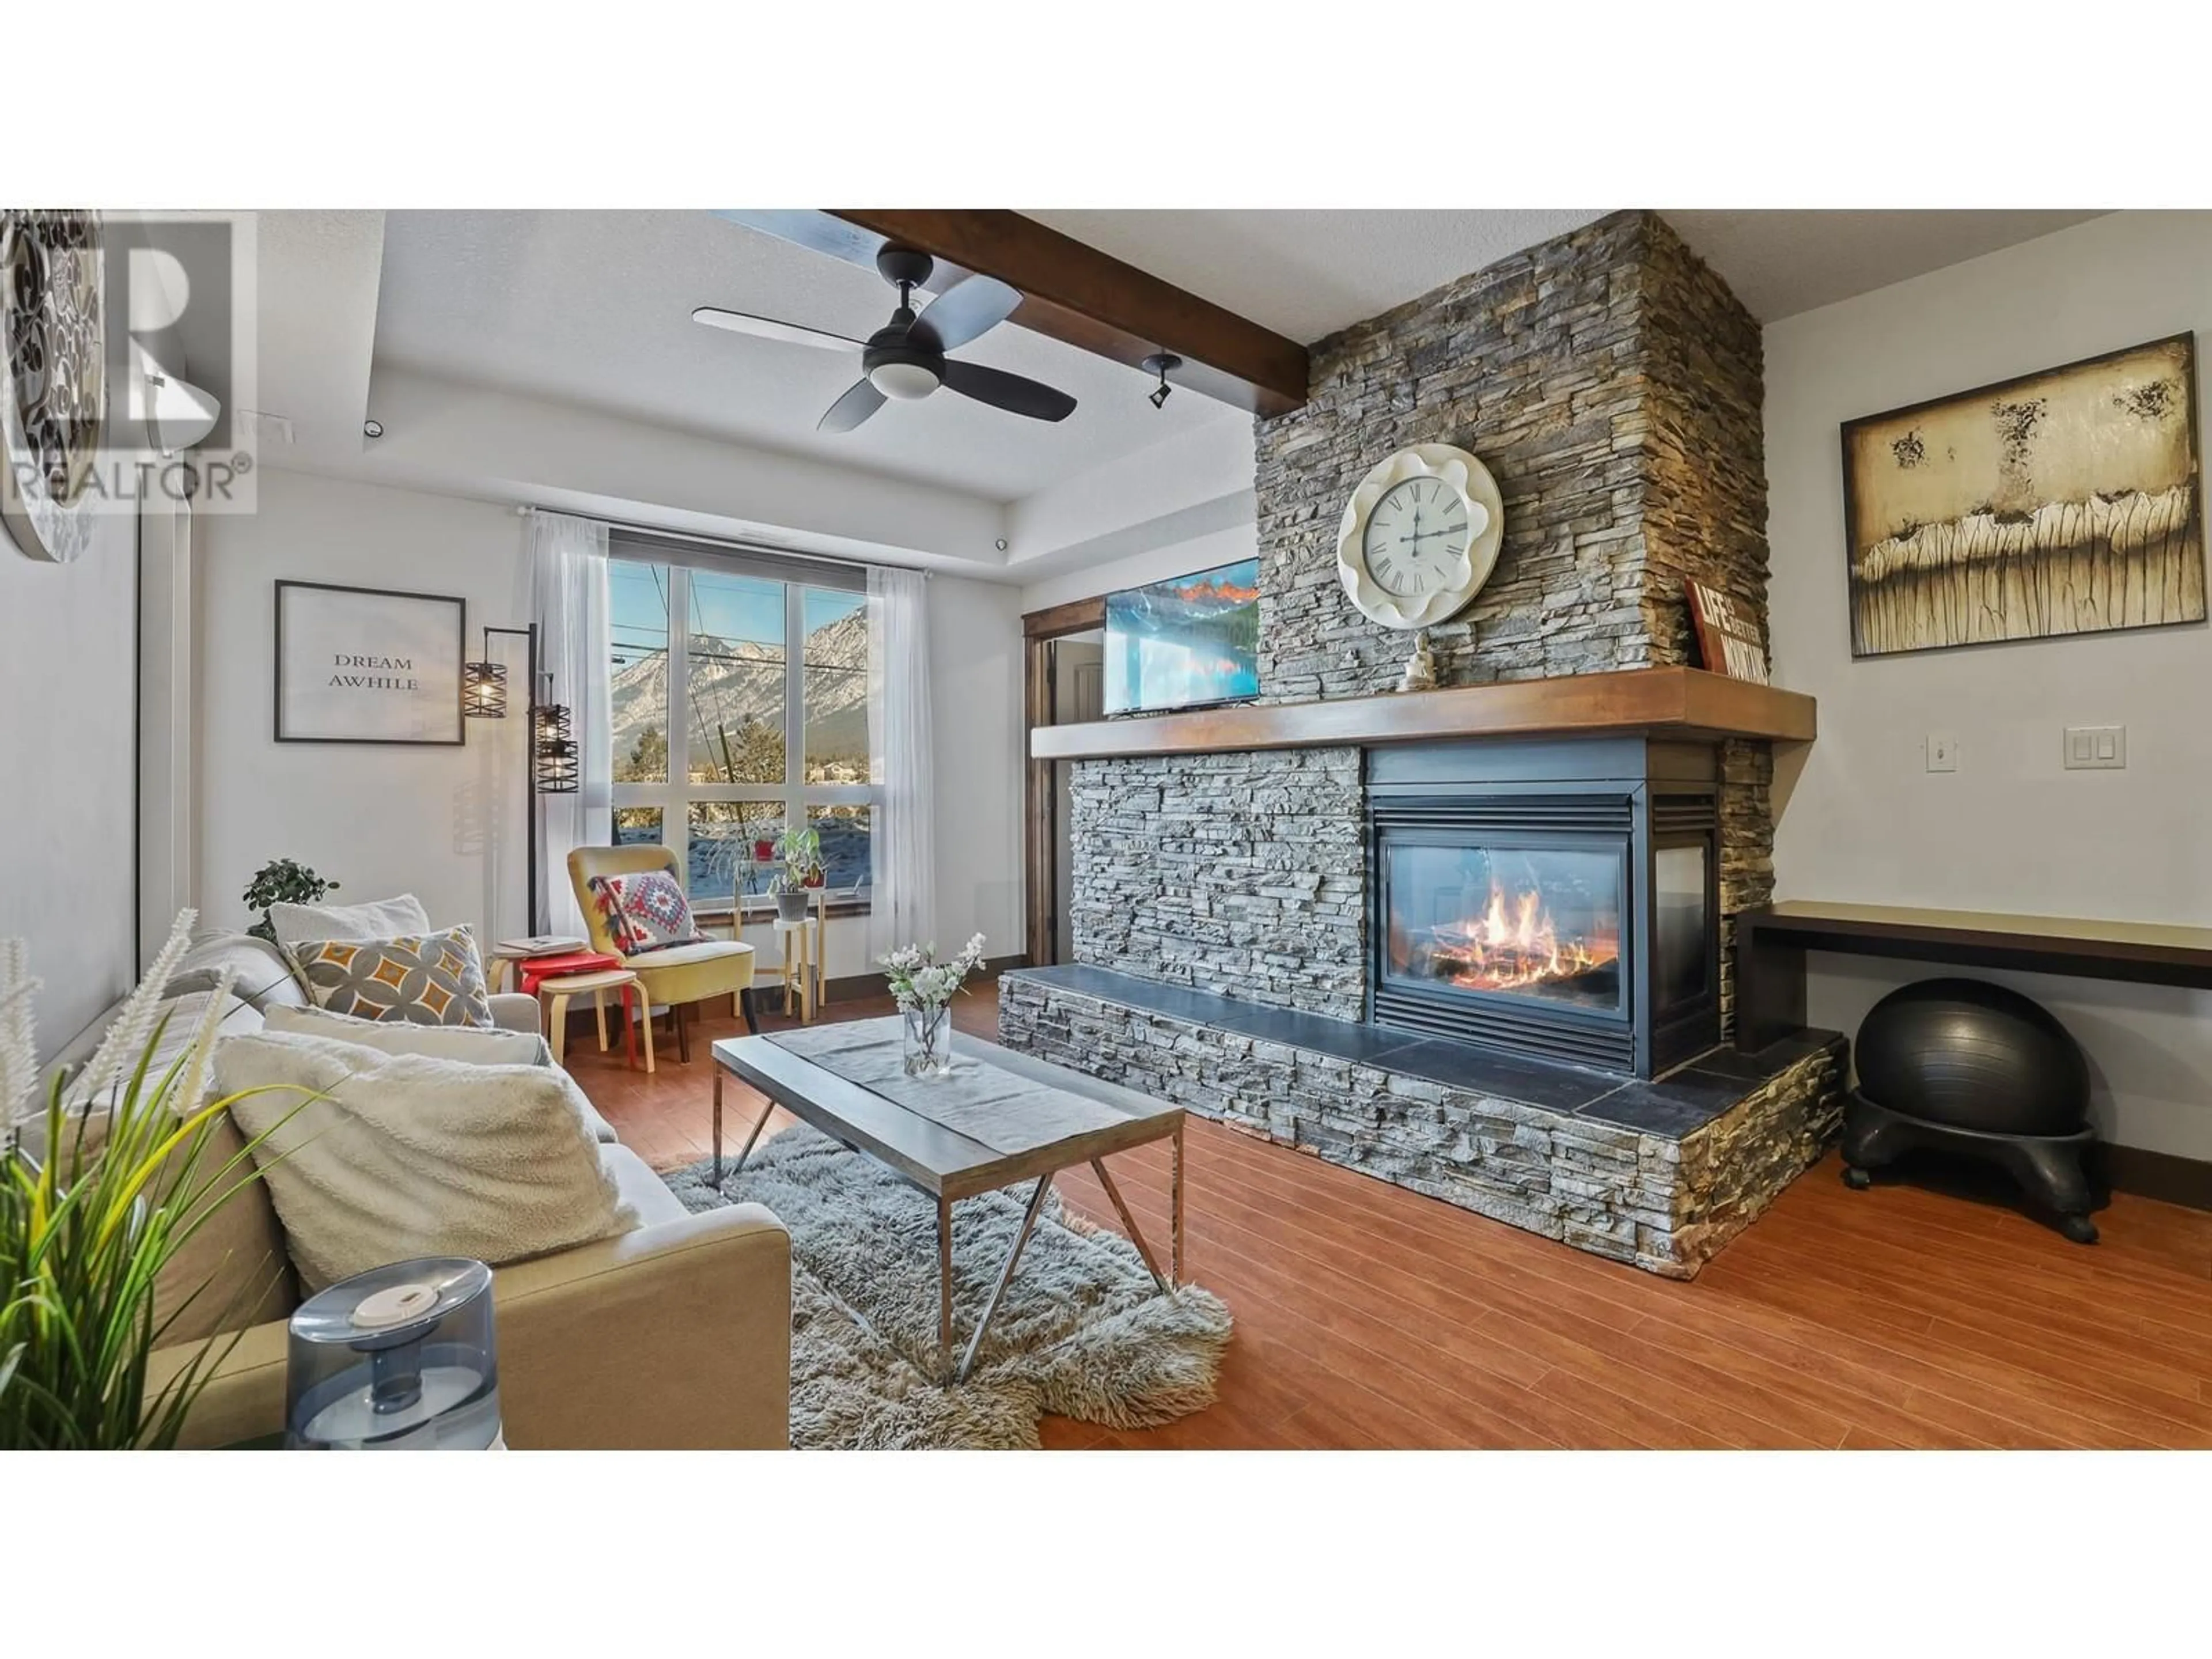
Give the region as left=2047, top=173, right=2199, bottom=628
left=693, top=245, right=1078, bottom=433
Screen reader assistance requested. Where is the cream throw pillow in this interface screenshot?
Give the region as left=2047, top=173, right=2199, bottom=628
left=217, top=1031, right=640, bottom=1294
left=263, top=1001, right=550, bottom=1067
left=167, top=931, right=310, bottom=1012
left=259, top=1005, right=615, bottom=1143
left=268, top=893, right=433, bottom=946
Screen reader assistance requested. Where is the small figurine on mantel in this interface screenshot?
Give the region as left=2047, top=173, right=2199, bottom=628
left=1398, top=628, right=1438, bottom=693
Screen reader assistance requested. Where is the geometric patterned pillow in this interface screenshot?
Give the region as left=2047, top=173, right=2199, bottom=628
left=285, top=924, right=495, bottom=1028
left=586, top=870, right=706, bottom=956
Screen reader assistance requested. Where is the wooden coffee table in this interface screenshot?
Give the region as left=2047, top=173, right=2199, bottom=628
left=711, top=1018, right=1184, bottom=1384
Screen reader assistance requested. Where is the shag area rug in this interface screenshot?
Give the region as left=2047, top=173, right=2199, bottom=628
left=665, top=1124, right=1233, bottom=1449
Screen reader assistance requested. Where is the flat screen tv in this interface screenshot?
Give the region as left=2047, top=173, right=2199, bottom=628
left=1102, top=556, right=1262, bottom=715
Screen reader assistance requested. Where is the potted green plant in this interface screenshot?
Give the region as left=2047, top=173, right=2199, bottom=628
left=241, top=858, right=339, bottom=944
left=770, top=828, right=824, bottom=923
left=0, top=912, right=303, bottom=1449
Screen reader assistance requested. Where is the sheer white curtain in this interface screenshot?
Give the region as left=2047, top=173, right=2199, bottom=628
left=524, top=511, right=611, bottom=937
left=868, top=565, right=935, bottom=952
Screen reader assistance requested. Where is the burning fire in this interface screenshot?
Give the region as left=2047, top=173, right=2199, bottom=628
left=1427, top=880, right=1618, bottom=993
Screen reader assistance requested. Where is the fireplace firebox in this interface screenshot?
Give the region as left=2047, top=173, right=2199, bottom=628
left=1368, top=738, right=1720, bottom=1077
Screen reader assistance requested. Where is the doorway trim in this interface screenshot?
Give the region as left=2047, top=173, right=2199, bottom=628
left=1021, top=597, right=1107, bottom=967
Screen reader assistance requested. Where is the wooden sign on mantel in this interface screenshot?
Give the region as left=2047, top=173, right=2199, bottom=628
left=1685, top=578, right=1769, bottom=684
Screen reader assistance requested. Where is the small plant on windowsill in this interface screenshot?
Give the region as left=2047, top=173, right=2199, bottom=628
left=241, top=859, right=339, bottom=944
left=769, top=828, right=825, bottom=923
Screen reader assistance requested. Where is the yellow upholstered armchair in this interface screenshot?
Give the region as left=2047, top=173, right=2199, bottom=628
left=568, top=845, right=759, bottom=1062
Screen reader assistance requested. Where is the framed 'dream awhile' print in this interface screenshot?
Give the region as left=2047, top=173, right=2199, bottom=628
left=1840, top=333, right=2206, bottom=657
left=275, top=580, right=467, bottom=744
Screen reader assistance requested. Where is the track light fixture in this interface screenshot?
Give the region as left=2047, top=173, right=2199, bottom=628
left=1141, top=352, right=1181, bottom=410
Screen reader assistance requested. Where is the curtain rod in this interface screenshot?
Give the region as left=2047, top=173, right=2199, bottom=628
left=513, top=503, right=930, bottom=579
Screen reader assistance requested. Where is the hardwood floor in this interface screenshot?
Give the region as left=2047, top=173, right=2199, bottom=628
left=565, top=973, right=2212, bottom=1450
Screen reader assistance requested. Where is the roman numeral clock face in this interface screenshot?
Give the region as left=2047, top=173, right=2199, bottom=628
left=1334, top=444, right=1505, bottom=632
left=1362, top=478, right=1469, bottom=598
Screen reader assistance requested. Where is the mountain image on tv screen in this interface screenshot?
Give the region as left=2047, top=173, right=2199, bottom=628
left=1103, top=556, right=1261, bottom=714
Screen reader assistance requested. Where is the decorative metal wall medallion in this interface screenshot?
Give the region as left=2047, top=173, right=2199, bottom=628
left=1, top=210, right=106, bottom=563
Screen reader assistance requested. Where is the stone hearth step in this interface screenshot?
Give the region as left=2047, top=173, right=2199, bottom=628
left=997, top=964, right=1845, bottom=1279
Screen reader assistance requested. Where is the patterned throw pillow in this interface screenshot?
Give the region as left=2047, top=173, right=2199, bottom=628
left=287, top=924, right=495, bottom=1028
left=588, top=870, right=707, bottom=956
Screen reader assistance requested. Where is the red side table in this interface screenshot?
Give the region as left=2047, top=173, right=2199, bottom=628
left=514, top=949, right=622, bottom=995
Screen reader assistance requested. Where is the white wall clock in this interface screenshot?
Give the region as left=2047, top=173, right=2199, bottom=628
left=1334, top=443, right=1505, bottom=631
left=1, top=210, right=107, bottom=565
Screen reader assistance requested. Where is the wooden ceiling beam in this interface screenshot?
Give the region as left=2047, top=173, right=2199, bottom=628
left=821, top=210, right=1310, bottom=417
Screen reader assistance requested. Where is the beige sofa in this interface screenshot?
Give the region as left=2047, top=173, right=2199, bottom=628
left=54, top=928, right=792, bottom=1449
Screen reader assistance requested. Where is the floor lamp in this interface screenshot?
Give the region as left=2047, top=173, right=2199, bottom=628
left=463, top=624, right=577, bottom=936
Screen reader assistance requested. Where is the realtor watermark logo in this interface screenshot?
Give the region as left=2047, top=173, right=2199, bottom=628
left=0, top=209, right=258, bottom=549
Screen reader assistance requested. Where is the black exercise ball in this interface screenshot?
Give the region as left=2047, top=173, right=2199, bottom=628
left=1854, top=978, right=2089, bottom=1137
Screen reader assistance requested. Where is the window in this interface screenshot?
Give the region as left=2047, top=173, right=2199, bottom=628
left=609, top=543, right=873, bottom=911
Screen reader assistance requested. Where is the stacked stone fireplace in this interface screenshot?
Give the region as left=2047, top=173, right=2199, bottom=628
left=998, top=211, right=1844, bottom=1277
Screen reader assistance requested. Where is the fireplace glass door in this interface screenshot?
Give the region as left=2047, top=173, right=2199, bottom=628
left=1653, top=842, right=1713, bottom=1009
left=1381, top=839, right=1626, bottom=1014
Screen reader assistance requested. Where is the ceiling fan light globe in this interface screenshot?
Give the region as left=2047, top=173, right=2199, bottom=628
left=869, top=361, right=941, bottom=402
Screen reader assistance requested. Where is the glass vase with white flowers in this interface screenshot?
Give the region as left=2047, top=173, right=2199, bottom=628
left=878, top=934, right=986, bottom=1078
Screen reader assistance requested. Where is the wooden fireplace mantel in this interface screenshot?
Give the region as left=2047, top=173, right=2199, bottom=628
left=1029, top=666, right=1816, bottom=760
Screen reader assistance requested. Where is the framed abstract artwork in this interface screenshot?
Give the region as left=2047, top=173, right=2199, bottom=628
left=1840, top=333, right=2205, bottom=657
left=274, top=580, right=467, bottom=744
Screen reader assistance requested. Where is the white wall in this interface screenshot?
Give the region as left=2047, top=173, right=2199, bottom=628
left=196, top=467, right=1026, bottom=984
left=0, top=507, right=139, bottom=1058
left=138, top=488, right=196, bottom=968
left=196, top=469, right=532, bottom=946
left=1001, top=418, right=1255, bottom=586
left=1765, top=210, right=2212, bottom=1161
left=923, top=575, right=1025, bottom=964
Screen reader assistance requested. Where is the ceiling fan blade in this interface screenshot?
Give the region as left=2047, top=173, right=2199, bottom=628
left=692, top=306, right=862, bottom=353
left=906, top=275, right=1021, bottom=353
left=817, top=377, right=888, bottom=434
left=939, top=359, right=1077, bottom=423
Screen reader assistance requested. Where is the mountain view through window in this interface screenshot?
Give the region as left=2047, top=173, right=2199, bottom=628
left=609, top=558, right=873, bottom=904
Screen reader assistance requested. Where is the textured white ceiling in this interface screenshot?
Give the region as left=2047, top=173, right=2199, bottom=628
left=1662, top=209, right=2108, bottom=321
left=1025, top=209, right=1607, bottom=344
left=1028, top=207, right=2111, bottom=336
left=370, top=209, right=2115, bottom=512
left=370, top=210, right=1244, bottom=503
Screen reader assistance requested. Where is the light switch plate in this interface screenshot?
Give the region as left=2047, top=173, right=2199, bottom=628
left=1926, top=732, right=1959, bottom=772
left=2063, top=725, right=2127, bottom=770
